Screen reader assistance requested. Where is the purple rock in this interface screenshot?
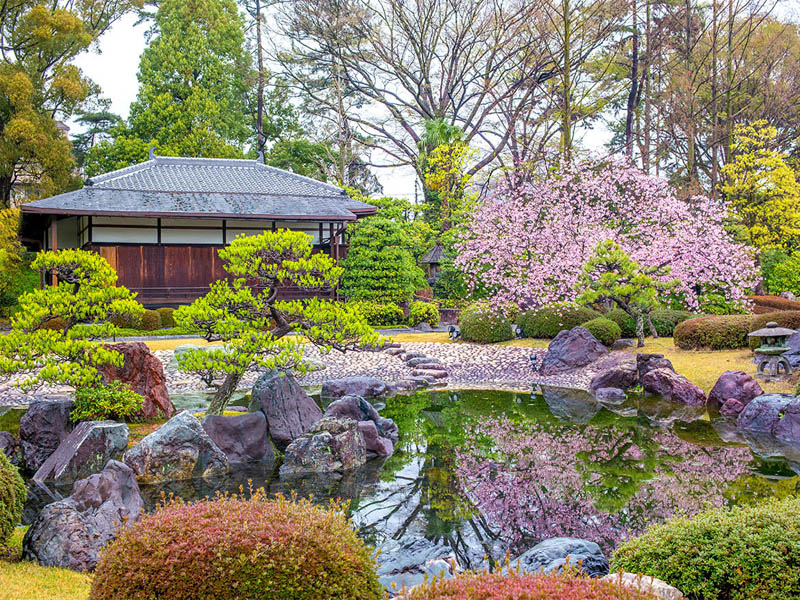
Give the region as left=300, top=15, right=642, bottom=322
left=321, top=376, right=388, bottom=400
left=279, top=417, right=366, bottom=475
left=202, top=411, right=275, bottom=464
left=540, top=327, right=608, bottom=375
left=249, top=371, right=322, bottom=450
left=707, top=370, right=763, bottom=412
left=640, top=368, right=706, bottom=406
left=720, top=398, right=745, bottom=417
left=590, top=354, right=638, bottom=392
left=358, top=420, right=394, bottom=458
left=637, top=353, right=674, bottom=378
left=19, top=399, right=75, bottom=474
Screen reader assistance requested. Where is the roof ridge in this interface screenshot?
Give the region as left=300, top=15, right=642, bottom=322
left=80, top=187, right=349, bottom=199
left=86, top=160, right=155, bottom=185
left=257, top=163, right=346, bottom=196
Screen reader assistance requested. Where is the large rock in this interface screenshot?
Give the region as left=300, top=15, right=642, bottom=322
left=23, top=460, right=143, bottom=571
left=541, top=386, right=601, bottom=424
left=511, top=537, right=609, bottom=578
left=33, top=420, right=129, bottom=485
left=323, top=395, right=396, bottom=457
left=707, top=370, right=763, bottom=412
left=201, top=411, right=275, bottom=464
left=602, top=573, right=685, bottom=600
left=637, top=353, right=674, bottom=378
left=377, top=537, right=459, bottom=594
left=19, top=399, right=75, bottom=473
left=279, top=417, right=366, bottom=475
left=123, top=411, right=229, bottom=483
left=640, top=368, right=706, bottom=406
left=782, top=332, right=800, bottom=368
left=590, top=353, right=638, bottom=392
left=321, top=376, right=388, bottom=400
left=737, top=393, right=800, bottom=443
left=0, top=430, right=21, bottom=467
left=249, top=371, right=322, bottom=450
left=100, top=342, right=175, bottom=419
left=540, top=327, right=608, bottom=375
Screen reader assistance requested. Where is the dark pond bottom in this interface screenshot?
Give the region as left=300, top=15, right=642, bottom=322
left=15, top=387, right=800, bottom=569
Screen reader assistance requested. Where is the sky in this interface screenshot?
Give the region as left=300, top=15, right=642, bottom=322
left=71, top=12, right=617, bottom=199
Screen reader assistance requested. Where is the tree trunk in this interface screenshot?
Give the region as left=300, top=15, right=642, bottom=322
left=255, top=0, right=266, bottom=156
left=646, top=312, right=658, bottom=338
left=208, top=370, right=243, bottom=415
left=624, top=0, right=639, bottom=159
left=0, top=176, right=12, bottom=209
left=635, top=313, right=645, bottom=347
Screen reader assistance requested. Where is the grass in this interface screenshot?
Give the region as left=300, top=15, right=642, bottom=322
left=0, top=528, right=92, bottom=600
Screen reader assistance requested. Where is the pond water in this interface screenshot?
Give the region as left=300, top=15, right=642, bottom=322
left=10, top=387, right=800, bottom=569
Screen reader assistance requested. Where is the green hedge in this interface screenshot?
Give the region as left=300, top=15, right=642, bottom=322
left=140, top=309, right=162, bottom=331
left=353, top=301, right=406, bottom=327
left=0, top=452, right=25, bottom=546
left=517, top=304, right=602, bottom=338
left=156, top=307, right=176, bottom=328
left=605, top=309, right=636, bottom=337
left=407, top=301, right=440, bottom=327
left=612, top=497, right=800, bottom=600
left=675, top=310, right=800, bottom=350
left=459, top=302, right=514, bottom=343
left=581, top=317, right=621, bottom=346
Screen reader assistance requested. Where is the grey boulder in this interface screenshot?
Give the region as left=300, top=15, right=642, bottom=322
left=19, top=399, right=75, bottom=473
left=641, top=368, right=706, bottom=406
left=737, top=393, right=800, bottom=443
left=540, top=327, right=608, bottom=375
left=511, top=537, right=609, bottom=578
left=590, top=353, right=638, bottom=392
left=249, top=371, right=322, bottom=450
left=33, top=420, right=129, bottom=485
left=202, top=411, right=276, bottom=464
left=123, top=411, right=229, bottom=484
left=601, top=573, right=685, bottom=600
left=707, top=370, right=763, bottom=412
left=23, top=460, right=143, bottom=571
left=280, top=417, right=366, bottom=475
left=321, top=376, right=387, bottom=400
left=637, top=353, right=674, bottom=378
left=0, top=430, right=21, bottom=467
left=323, top=394, right=397, bottom=457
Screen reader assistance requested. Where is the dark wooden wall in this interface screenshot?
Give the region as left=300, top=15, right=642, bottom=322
left=89, top=244, right=342, bottom=306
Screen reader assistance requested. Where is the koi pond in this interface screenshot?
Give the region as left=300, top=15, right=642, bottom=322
left=4, top=387, right=797, bottom=570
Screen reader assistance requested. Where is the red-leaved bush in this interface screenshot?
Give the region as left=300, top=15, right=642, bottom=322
left=89, top=491, right=383, bottom=600
left=404, top=572, right=660, bottom=600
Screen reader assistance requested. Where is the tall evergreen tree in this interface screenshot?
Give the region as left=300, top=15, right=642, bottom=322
left=87, top=0, right=251, bottom=174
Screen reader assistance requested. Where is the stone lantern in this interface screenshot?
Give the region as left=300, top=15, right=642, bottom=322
left=748, top=321, right=795, bottom=378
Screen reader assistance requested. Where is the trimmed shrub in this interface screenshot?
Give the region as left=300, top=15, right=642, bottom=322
left=408, top=301, right=440, bottom=327
left=108, top=313, right=141, bottom=329
left=612, top=497, right=800, bottom=600
left=140, top=309, right=162, bottom=331
left=156, top=307, right=176, bottom=328
left=582, top=317, right=621, bottom=346
left=0, top=452, right=25, bottom=546
left=752, top=310, right=800, bottom=331
left=353, top=301, right=406, bottom=327
left=748, top=295, right=800, bottom=313
left=459, top=302, right=514, bottom=343
left=673, top=315, right=753, bottom=350
left=404, top=571, right=659, bottom=600
left=605, top=308, right=636, bottom=338
left=649, top=309, right=696, bottom=337
left=90, top=491, right=382, bottom=600
left=71, top=381, right=144, bottom=422
left=517, top=304, right=602, bottom=339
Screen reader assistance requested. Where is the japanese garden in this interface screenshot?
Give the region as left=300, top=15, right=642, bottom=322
left=2, top=0, right=800, bottom=598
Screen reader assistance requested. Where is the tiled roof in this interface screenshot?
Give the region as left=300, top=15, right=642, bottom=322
left=22, top=156, right=375, bottom=220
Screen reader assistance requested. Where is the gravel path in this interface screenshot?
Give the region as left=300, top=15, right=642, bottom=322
left=0, top=342, right=593, bottom=406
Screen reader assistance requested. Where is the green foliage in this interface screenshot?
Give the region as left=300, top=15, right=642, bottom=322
left=71, top=381, right=144, bottom=422
left=408, top=301, right=440, bottom=327
left=353, top=301, right=405, bottom=327
left=673, top=315, right=753, bottom=350
left=156, top=307, right=176, bottom=328
left=90, top=491, right=383, bottom=600
left=0, top=249, right=145, bottom=390
left=174, top=230, right=380, bottom=414
left=649, top=309, right=697, bottom=336
left=764, top=253, right=800, bottom=297
left=266, top=138, right=333, bottom=182
left=581, top=317, right=621, bottom=346
left=517, top=303, right=603, bottom=338
left=697, top=292, right=748, bottom=315
left=459, top=302, right=514, bottom=343
left=604, top=308, right=636, bottom=337
left=0, top=210, right=37, bottom=315
left=760, top=248, right=790, bottom=293
left=340, top=216, right=425, bottom=303
left=612, top=497, right=800, bottom=600
left=0, top=452, right=25, bottom=547
left=140, top=310, right=162, bottom=331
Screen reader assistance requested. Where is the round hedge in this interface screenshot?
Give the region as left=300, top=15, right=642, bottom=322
left=459, top=302, right=515, bottom=343
left=408, top=301, right=440, bottom=327
left=354, top=301, right=406, bottom=327
left=90, top=492, right=382, bottom=600
left=517, top=304, right=602, bottom=338
left=612, top=497, right=800, bottom=600
left=605, top=309, right=636, bottom=338
left=582, top=317, right=621, bottom=347
left=140, top=309, right=162, bottom=331
left=673, top=315, right=753, bottom=350
left=404, top=571, right=659, bottom=600
left=156, top=307, right=176, bottom=328
left=0, top=451, right=25, bottom=546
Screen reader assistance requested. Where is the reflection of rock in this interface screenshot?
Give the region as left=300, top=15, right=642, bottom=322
left=100, top=342, right=175, bottom=419
left=594, top=387, right=627, bottom=403
left=279, top=417, right=366, bottom=475
left=249, top=371, right=321, bottom=450
left=321, top=376, right=388, bottom=400
left=33, top=420, right=128, bottom=485
left=0, top=430, right=21, bottom=466
left=23, top=460, right=143, bottom=571
left=590, top=353, right=638, bottom=392
left=377, top=537, right=459, bottom=595
left=637, top=353, right=674, bottom=378
left=511, top=537, right=609, bottom=578
left=202, top=411, right=276, bottom=464
left=540, top=327, right=608, bottom=375
left=707, top=370, right=763, bottom=413
left=740, top=430, right=800, bottom=467
left=601, top=573, right=685, bottom=600
left=738, top=394, right=800, bottom=443
left=123, top=411, right=229, bottom=483
left=639, top=397, right=706, bottom=425
left=19, top=399, right=74, bottom=474
left=540, top=386, right=601, bottom=424
left=641, top=368, right=706, bottom=406
left=323, top=395, right=396, bottom=458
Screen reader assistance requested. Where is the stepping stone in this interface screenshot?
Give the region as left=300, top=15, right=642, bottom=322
left=401, top=352, right=427, bottom=362
left=385, top=347, right=405, bottom=356
left=406, top=357, right=441, bottom=367
left=412, top=369, right=448, bottom=379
